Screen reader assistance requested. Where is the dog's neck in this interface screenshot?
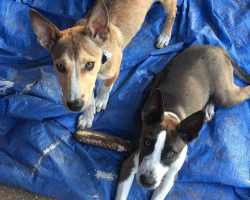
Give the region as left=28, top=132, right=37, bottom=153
left=163, top=99, right=192, bottom=121
left=164, top=111, right=180, bottom=122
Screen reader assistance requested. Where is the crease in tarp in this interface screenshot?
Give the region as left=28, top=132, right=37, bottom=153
left=0, top=0, right=250, bottom=199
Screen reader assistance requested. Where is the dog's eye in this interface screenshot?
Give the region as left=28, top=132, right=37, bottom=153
left=168, top=151, right=176, bottom=157
left=56, top=64, right=66, bottom=73
left=85, top=62, right=95, bottom=70
left=144, top=138, right=155, bottom=147
left=145, top=140, right=151, bottom=146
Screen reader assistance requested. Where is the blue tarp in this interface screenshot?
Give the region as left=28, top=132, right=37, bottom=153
left=0, top=0, right=250, bottom=199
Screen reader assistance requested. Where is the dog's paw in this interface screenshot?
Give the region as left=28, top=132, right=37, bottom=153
left=205, top=110, right=215, bottom=122
left=156, top=32, right=170, bottom=49
left=77, top=106, right=95, bottom=129
left=95, top=93, right=109, bottom=113
left=204, top=103, right=215, bottom=122
left=95, top=84, right=112, bottom=113
left=151, top=195, right=165, bottom=200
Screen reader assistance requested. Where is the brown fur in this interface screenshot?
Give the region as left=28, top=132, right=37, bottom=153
left=161, top=115, right=178, bottom=131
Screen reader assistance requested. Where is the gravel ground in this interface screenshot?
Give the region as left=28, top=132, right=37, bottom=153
left=0, top=184, right=57, bottom=200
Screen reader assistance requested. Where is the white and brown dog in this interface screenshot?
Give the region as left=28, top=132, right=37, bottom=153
left=115, top=45, right=250, bottom=200
left=29, top=0, right=178, bottom=130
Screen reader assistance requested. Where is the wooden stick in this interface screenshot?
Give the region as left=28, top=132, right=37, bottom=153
left=74, top=129, right=133, bottom=152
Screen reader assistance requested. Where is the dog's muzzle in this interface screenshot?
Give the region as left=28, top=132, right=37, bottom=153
left=137, top=174, right=157, bottom=189
left=66, top=99, right=84, bottom=112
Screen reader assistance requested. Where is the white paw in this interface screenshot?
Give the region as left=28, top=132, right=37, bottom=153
left=95, top=93, right=109, bottom=113
left=77, top=105, right=95, bottom=129
left=204, top=103, right=215, bottom=122
left=95, top=84, right=112, bottom=113
left=156, top=32, right=170, bottom=49
left=205, top=110, right=215, bottom=122
left=151, top=196, right=164, bottom=200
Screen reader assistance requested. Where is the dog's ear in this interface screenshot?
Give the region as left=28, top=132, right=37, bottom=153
left=176, top=111, right=205, bottom=143
left=29, top=9, right=61, bottom=52
left=84, top=0, right=109, bottom=43
left=142, top=89, right=164, bottom=125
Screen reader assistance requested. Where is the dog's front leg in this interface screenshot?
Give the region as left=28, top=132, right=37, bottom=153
left=95, top=73, right=119, bottom=113
left=77, top=92, right=96, bottom=129
left=115, top=150, right=139, bottom=200
left=156, top=0, right=177, bottom=48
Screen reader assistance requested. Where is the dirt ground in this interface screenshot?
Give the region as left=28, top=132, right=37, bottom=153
left=0, top=184, right=57, bottom=200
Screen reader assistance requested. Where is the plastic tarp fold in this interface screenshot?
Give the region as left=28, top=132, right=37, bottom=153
left=0, top=0, right=249, bottom=199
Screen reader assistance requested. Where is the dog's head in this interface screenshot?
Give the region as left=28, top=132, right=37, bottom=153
left=29, top=0, right=109, bottom=112
left=137, top=89, right=205, bottom=189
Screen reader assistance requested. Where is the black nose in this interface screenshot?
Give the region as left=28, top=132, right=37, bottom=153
left=139, top=174, right=156, bottom=188
left=66, top=99, right=84, bottom=112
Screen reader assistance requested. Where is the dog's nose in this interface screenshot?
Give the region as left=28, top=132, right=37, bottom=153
left=66, top=99, right=84, bottom=112
left=139, top=174, right=156, bottom=188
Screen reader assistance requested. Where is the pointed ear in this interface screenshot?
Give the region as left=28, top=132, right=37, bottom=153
left=84, top=0, right=109, bottom=43
left=142, top=89, right=164, bottom=124
left=29, top=9, right=61, bottom=52
left=176, top=111, right=205, bottom=143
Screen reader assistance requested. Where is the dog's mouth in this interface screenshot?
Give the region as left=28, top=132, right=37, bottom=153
left=138, top=182, right=157, bottom=190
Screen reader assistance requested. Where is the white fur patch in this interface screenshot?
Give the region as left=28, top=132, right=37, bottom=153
left=137, top=131, right=168, bottom=188
left=204, top=103, right=215, bottom=122
left=69, top=59, right=80, bottom=100
left=156, top=32, right=170, bottom=49
left=95, top=83, right=113, bottom=113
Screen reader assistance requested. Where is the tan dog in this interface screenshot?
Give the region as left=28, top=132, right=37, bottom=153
left=29, top=0, right=177, bottom=130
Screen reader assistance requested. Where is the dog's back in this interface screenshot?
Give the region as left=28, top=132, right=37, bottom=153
left=76, top=0, right=155, bottom=48
left=151, top=44, right=250, bottom=119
